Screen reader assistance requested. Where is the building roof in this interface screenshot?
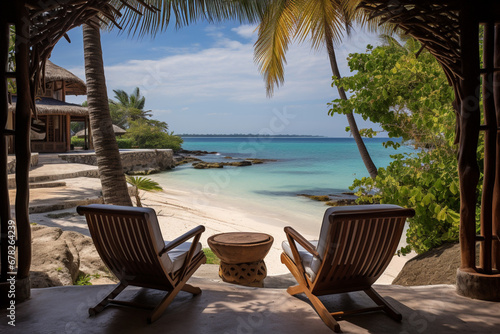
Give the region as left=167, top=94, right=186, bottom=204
left=9, top=96, right=88, bottom=116
left=44, top=60, right=87, bottom=96
left=75, top=124, right=126, bottom=138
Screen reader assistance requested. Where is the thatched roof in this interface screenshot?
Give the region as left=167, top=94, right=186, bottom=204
left=44, top=60, right=87, bottom=96
left=9, top=96, right=88, bottom=116
left=75, top=124, right=126, bottom=138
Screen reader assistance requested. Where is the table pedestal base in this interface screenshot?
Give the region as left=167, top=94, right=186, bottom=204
left=219, top=260, right=267, bottom=287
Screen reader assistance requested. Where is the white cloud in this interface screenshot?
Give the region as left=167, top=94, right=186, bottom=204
left=232, top=25, right=258, bottom=39
left=100, top=30, right=343, bottom=108
left=63, top=24, right=381, bottom=136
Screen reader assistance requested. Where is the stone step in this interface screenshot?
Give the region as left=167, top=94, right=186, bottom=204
left=29, top=181, right=67, bottom=189
left=27, top=197, right=103, bottom=214
left=8, top=165, right=99, bottom=189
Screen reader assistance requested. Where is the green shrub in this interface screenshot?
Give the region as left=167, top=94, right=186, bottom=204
left=125, top=119, right=183, bottom=151
left=70, top=136, right=85, bottom=147
left=116, top=138, right=133, bottom=148
left=330, top=38, right=482, bottom=255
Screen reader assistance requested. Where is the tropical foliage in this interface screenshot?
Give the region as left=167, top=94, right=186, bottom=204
left=110, top=0, right=265, bottom=37
left=254, top=0, right=379, bottom=178
left=126, top=176, right=163, bottom=207
left=329, top=38, right=482, bottom=255
left=109, top=87, right=152, bottom=128
left=125, top=119, right=183, bottom=151
left=8, top=26, right=16, bottom=94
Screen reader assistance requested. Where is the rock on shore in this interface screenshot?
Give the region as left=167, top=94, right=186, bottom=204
left=392, top=243, right=479, bottom=286
left=30, top=224, right=117, bottom=288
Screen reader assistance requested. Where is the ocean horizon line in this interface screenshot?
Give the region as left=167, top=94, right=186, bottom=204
left=178, top=134, right=393, bottom=139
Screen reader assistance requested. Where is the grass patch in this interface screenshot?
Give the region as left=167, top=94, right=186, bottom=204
left=74, top=273, right=100, bottom=286
left=203, top=248, right=220, bottom=265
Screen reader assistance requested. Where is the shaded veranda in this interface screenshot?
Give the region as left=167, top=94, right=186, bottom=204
left=0, top=0, right=499, bottom=332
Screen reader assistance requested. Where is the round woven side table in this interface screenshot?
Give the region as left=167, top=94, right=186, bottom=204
left=207, top=232, right=274, bottom=287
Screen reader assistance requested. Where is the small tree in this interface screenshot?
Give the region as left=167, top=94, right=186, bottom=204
left=125, top=119, right=183, bottom=151
left=329, top=38, right=482, bottom=255
left=109, top=87, right=152, bottom=129
left=125, top=176, right=163, bottom=207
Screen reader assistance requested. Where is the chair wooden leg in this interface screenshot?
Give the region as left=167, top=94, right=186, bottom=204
left=181, top=283, right=202, bottom=295
left=148, top=284, right=184, bottom=323
left=303, top=289, right=341, bottom=333
left=89, top=281, right=128, bottom=316
left=286, top=284, right=304, bottom=296
left=364, top=288, right=402, bottom=321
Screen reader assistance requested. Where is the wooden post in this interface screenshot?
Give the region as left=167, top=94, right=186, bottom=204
left=493, top=24, right=500, bottom=271
left=458, top=9, right=481, bottom=271
left=0, top=14, right=11, bottom=283
left=480, top=22, right=496, bottom=274
left=14, top=1, right=32, bottom=279
left=66, top=114, right=70, bottom=152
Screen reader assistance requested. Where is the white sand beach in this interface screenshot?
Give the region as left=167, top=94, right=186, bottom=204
left=31, top=177, right=414, bottom=284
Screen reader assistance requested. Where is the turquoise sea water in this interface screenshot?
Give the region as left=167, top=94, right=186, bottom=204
left=151, top=137, right=413, bottom=232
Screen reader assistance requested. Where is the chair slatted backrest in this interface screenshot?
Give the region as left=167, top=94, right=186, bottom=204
left=77, top=204, right=173, bottom=288
left=311, top=205, right=414, bottom=295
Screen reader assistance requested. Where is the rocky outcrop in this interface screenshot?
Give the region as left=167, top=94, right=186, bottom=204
left=193, top=162, right=224, bottom=169
left=175, top=156, right=202, bottom=166
left=192, top=160, right=254, bottom=169
left=30, top=224, right=116, bottom=288
left=298, top=193, right=357, bottom=206
left=178, top=149, right=218, bottom=156
left=392, top=243, right=480, bottom=286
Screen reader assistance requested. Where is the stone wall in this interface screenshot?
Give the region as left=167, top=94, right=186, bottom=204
left=59, top=149, right=175, bottom=174
left=7, top=153, right=39, bottom=174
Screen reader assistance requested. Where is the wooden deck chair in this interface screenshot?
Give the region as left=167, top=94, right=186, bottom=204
left=77, top=204, right=206, bottom=323
left=281, top=204, right=415, bottom=332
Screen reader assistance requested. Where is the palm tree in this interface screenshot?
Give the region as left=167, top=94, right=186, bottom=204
left=126, top=176, right=163, bottom=207
left=83, top=22, right=133, bottom=206
left=254, top=0, right=379, bottom=179
left=81, top=1, right=264, bottom=206
left=110, top=87, right=152, bottom=128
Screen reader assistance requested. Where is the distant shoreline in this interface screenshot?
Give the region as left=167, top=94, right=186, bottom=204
left=179, top=134, right=325, bottom=138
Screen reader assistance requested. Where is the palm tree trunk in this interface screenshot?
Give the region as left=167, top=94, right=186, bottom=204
left=325, top=36, right=378, bottom=179
left=82, top=23, right=132, bottom=206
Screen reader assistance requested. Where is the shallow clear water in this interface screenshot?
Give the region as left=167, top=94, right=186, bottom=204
left=151, top=137, right=412, bottom=233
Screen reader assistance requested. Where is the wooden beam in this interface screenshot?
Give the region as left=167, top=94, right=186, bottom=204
left=493, top=23, right=500, bottom=271
left=457, top=6, right=481, bottom=271
left=14, top=1, right=32, bottom=279
left=479, top=22, right=496, bottom=274
left=66, top=114, right=70, bottom=152
left=0, top=15, right=11, bottom=283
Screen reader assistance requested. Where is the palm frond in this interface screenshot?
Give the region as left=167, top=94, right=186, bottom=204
left=254, top=0, right=299, bottom=97
left=294, top=0, right=346, bottom=50
left=108, top=0, right=267, bottom=38
left=126, top=175, right=163, bottom=191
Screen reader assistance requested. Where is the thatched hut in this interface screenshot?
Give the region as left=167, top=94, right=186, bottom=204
left=8, top=60, right=90, bottom=153
left=75, top=124, right=125, bottom=138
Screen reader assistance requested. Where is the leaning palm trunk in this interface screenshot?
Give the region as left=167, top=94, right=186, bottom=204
left=325, top=36, right=378, bottom=179
left=82, top=23, right=132, bottom=206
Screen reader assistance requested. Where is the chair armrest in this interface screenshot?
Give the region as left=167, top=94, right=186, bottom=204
left=160, top=225, right=205, bottom=256
left=284, top=226, right=320, bottom=258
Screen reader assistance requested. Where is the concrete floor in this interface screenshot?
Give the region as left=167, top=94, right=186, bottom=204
left=1, top=278, right=499, bottom=334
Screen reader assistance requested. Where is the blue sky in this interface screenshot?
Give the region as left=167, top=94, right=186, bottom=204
left=50, top=22, right=381, bottom=136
